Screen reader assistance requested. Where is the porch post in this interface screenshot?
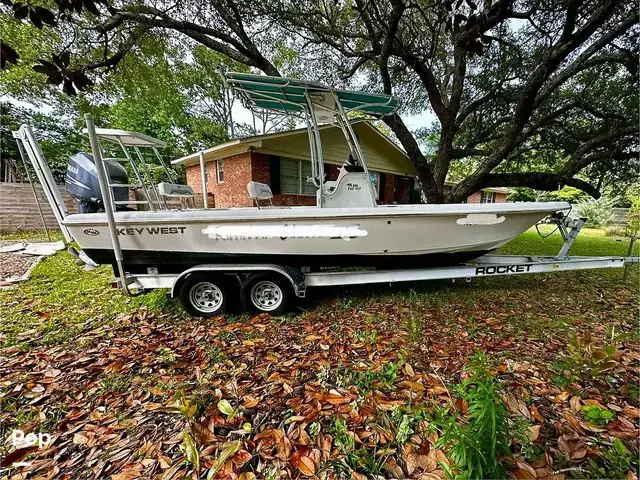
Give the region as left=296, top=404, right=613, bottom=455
left=199, top=151, right=208, bottom=209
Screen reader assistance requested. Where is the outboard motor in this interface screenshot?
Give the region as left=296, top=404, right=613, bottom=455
left=66, top=152, right=129, bottom=213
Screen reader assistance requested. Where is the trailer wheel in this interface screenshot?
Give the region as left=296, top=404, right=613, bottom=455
left=240, top=273, right=293, bottom=315
left=179, top=274, right=228, bottom=317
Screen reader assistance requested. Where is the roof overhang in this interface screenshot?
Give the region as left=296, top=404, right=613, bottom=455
left=171, top=120, right=410, bottom=167
left=172, top=139, right=262, bottom=166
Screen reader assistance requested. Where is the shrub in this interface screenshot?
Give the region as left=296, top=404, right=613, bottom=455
left=604, top=226, right=627, bottom=238
left=576, top=196, right=617, bottom=228
left=542, top=186, right=589, bottom=204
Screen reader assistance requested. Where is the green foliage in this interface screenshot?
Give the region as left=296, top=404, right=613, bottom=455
left=511, top=416, right=537, bottom=461
left=594, top=439, right=636, bottom=479
left=2, top=27, right=231, bottom=171
left=542, top=187, right=589, bottom=204
left=335, top=361, right=400, bottom=394
left=507, top=188, right=537, bottom=202
left=1, top=102, right=85, bottom=183
left=327, top=415, right=389, bottom=477
left=435, top=352, right=511, bottom=479
left=581, top=405, right=615, bottom=426
left=627, top=197, right=640, bottom=238
left=99, top=374, right=130, bottom=393
left=354, top=328, right=377, bottom=345
left=403, top=313, right=423, bottom=341
left=203, top=345, right=226, bottom=364
left=0, top=11, right=62, bottom=99
left=576, top=196, right=617, bottom=228
left=550, top=361, right=579, bottom=388
left=509, top=186, right=597, bottom=206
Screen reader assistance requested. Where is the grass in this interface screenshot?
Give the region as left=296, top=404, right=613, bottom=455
left=498, top=225, right=638, bottom=257
left=0, top=243, right=179, bottom=349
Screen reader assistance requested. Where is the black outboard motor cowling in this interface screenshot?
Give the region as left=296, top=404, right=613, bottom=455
left=66, top=152, right=129, bottom=213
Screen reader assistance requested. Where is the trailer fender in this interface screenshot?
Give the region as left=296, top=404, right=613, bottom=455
left=170, top=264, right=306, bottom=299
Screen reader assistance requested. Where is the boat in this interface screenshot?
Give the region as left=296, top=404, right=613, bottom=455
left=13, top=73, right=570, bottom=275
left=61, top=202, right=569, bottom=273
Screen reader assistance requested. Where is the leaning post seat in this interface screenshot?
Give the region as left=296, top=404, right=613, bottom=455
left=157, top=182, right=195, bottom=197
left=247, top=181, right=274, bottom=208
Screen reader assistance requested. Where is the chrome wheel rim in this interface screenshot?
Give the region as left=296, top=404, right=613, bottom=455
left=190, top=282, right=223, bottom=313
left=250, top=281, right=283, bottom=311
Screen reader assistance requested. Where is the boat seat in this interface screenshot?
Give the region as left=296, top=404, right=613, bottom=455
left=247, top=181, right=273, bottom=208
left=157, top=182, right=195, bottom=198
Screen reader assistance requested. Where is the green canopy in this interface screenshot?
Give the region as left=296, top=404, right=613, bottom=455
left=225, top=72, right=400, bottom=117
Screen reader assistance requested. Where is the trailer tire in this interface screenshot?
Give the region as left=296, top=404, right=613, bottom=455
left=240, top=273, right=293, bottom=315
left=179, top=274, right=228, bottom=317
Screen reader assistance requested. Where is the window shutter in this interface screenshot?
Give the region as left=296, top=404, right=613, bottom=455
left=379, top=173, right=386, bottom=202
left=270, top=156, right=281, bottom=194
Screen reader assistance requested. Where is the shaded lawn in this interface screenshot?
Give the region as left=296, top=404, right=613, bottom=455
left=499, top=225, right=638, bottom=257
left=0, top=227, right=638, bottom=479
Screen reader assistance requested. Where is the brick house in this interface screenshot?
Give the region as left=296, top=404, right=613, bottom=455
left=172, top=120, right=507, bottom=207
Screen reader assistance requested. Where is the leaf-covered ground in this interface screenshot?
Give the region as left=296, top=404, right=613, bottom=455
left=0, top=228, right=638, bottom=479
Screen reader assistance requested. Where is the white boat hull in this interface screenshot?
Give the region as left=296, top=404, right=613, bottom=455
left=62, top=202, right=569, bottom=272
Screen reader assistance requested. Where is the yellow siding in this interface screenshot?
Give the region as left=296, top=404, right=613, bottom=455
left=257, top=123, right=415, bottom=176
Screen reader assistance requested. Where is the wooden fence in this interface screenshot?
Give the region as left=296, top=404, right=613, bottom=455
left=0, top=182, right=76, bottom=233
left=0, top=182, right=207, bottom=233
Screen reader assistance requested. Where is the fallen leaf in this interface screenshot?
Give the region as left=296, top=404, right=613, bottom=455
left=570, top=396, right=581, bottom=412
left=529, top=425, right=541, bottom=442
left=296, top=456, right=316, bottom=476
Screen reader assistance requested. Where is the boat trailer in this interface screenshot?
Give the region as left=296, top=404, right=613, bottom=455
left=112, top=214, right=637, bottom=316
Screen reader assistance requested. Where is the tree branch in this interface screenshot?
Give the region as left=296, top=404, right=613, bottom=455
left=451, top=0, right=620, bottom=200
left=97, top=6, right=280, bottom=76
left=476, top=172, right=601, bottom=198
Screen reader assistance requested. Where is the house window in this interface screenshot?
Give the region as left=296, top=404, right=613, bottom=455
left=481, top=190, right=495, bottom=203
left=280, top=158, right=316, bottom=195
left=216, top=160, right=224, bottom=183
left=369, top=171, right=380, bottom=199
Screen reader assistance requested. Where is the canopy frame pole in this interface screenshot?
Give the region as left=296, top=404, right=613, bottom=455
left=332, top=93, right=377, bottom=202
left=199, top=151, right=209, bottom=208
left=303, top=91, right=325, bottom=208
left=152, top=146, right=176, bottom=183
left=133, top=145, right=166, bottom=209
left=304, top=111, right=319, bottom=189
left=116, top=138, right=155, bottom=211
